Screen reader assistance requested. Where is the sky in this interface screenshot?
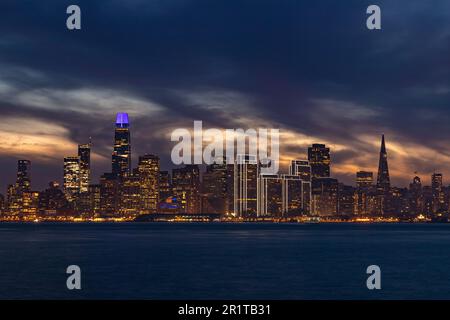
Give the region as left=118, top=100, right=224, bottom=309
left=0, top=0, right=450, bottom=192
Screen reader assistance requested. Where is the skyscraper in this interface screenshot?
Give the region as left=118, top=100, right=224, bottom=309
left=63, top=156, right=80, bottom=203
left=431, top=173, right=444, bottom=213
left=409, top=176, right=423, bottom=216
left=172, top=165, right=200, bottom=214
left=78, top=141, right=91, bottom=193
left=100, top=173, right=119, bottom=216
left=138, top=154, right=160, bottom=213
left=202, top=158, right=228, bottom=214
left=376, top=134, right=390, bottom=193
left=311, top=178, right=339, bottom=216
left=289, top=160, right=311, bottom=181
left=288, top=160, right=312, bottom=214
left=159, top=171, right=171, bottom=201
left=16, top=160, right=31, bottom=193
left=234, top=154, right=258, bottom=217
left=112, top=113, right=131, bottom=177
left=356, top=171, right=373, bottom=189
left=257, top=174, right=283, bottom=217
left=308, top=144, right=330, bottom=178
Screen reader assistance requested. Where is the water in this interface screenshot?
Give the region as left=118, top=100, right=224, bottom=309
left=0, top=222, right=449, bottom=300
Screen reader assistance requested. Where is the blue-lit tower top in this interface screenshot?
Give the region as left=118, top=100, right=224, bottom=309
left=115, top=112, right=130, bottom=128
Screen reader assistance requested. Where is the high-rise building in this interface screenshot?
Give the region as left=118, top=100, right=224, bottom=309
left=422, top=186, right=433, bottom=216
left=234, top=155, right=258, bottom=217
left=431, top=173, right=444, bottom=213
left=289, top=160, right=312, bottom=215
left=312, top=178, right=339, bottom=216
left=78, top=141, right=91, bottom=193
left=409, top=176, right=423, bottom=216
left=8, top=160, right=32, bottom=214
left=202, top=158, right=228, bottom=214
left=283, top=175, right=305, bottom=216
left=138, top=154, right=160, bottom=213
left=0, top=193, right=4, bottom=214
left=172, top=165, right=200, bottom=214
left=112, top=113, right=131, bottom=177
left=6, top=184, right=17, bottom=213
left=100, top=173, right=119, bottom=216
left=159, top=171, right=171, bottom=202
left=356, top=171, right=373, bottom=189
left=257, top=174, right=305, bottom=217
left=63, top=156, right=80, bottom=203
left=376, top=134, right=390, bottom=193
left=16, top=160, right=31, bottom=194
left=289, top=160, right=311, bottom=181
left=225, top=163, right=235, bottom=215
left=257, top=174, right=283, bottom=217
left=308, top=144, right=330, bottom=178
left=119, top=174, right=141, bottom=216
left=38, top=181, right=68, bottom=217
left=88, top=184, right=101, bottom=216
left=338, top=184, right=355, bottom=215
left=22, top=191, right=39, bottom=218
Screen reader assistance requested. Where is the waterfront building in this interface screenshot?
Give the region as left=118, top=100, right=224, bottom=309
left=234, top=155, right=258, bottom=217
left=172, top=165, right=201, bottom=214
left=311, top=178, right=339, bottom=216
left=376, top=134, right=390, bottom=193
left=138, top=154, right=160, bottom=213
left=112, top=113, right=131, bottom=177
left=78, top=141, right=91, bottom=193
left=308, top=144, right=330, bottom=178
left=63, top=156, right=81, bottom=203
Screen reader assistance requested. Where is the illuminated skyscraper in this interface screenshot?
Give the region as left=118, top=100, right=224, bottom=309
left=312, top=178, right=339, bottom=216
left=119, top=174, right=141, bottom=216
left=172, top=165, right=200, bottom=214
left=257, top=174, right=283, bottom=217
left=356, top=171, right=373, bottom=189
left=138, top=154, right=160, bottom=213
left=234, top=154, right=258, bottom=217
left=354, top=172, right=374, bottom=216
left=112, top=113, right=131, bottom=177
left=16, top=160, right=31, bottom=194
left=431, top=173, right=444, bottom=213
left=376, top=134, right=390, bottom=193
left=308, top=144, right=330, bottom=178
left=202, top=158, right=228, bottom=214
left=38, top=181, right=68, bottom=217
left=289, top=160, right=311, bottom=181
left=100, top=173, right=119, bottom=216
left=289, top=160, right=312, bottom=214
left=0, top=193, right=4, bottom=214
left=63, top=156, right=80, bottom=203
left=78, top=141, right=91, bottom=193
left=8, top=160, right=32, bottom=214
left=283, top=175, right=305, bottom=215
left=159, top=171, right=171, bottom=201
left=409, top=176, right=423, bottom=216
left=22, top=191, right=39, bottom=218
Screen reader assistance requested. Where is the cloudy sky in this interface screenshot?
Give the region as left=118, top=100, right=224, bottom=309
left=1, top=0, right=450, bottom=192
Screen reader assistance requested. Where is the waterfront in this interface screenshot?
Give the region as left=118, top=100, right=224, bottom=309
left=0, top=223, right=450, bottom=299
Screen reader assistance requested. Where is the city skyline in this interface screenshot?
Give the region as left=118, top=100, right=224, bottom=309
left=1, top=117, right=450, bottom=194
left=2, top=111, right=450, bottom=221
left=1, top=1, right=450, bottom=191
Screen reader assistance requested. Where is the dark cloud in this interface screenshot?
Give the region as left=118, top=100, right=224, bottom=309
left=0, top=0, right=450, bottom=192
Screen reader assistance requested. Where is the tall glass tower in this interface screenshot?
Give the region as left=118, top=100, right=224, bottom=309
left=112, top=113, right=131, bottom=177
left=78, top=140, right=91, bottom=193
left=16, top=160, right=31, bottom=193
left=376, top=134, right=390, bottom=193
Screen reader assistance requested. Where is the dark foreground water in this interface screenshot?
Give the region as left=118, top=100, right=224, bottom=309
left=0, top=222, right=449, bottom=300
